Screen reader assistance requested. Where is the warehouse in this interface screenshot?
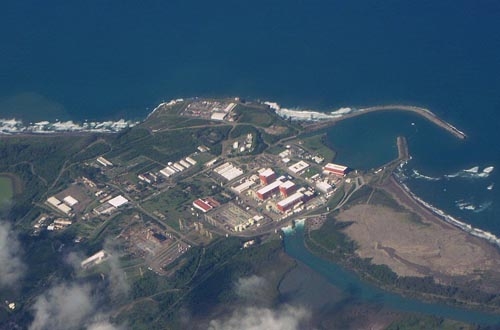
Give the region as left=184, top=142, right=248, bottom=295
left=214, top=162, right=244, bottom=181
left=63, top=195, right=79, bottom=207
left=108, top=195, right=129, bottom=208
left=232, top=180, right=256, bottom=194
left=324, top=163, right=349, bottom=176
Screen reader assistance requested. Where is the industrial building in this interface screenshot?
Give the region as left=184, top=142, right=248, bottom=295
left=46, top=196, right=72, bottom=215
left=277, top=191, right=304, bottom=212
left=47, top=196, right=62, bottom=208
left=57, top=203, right=72, bottom=215
left=214, top=162, right=244, bottom=181
left=93, top=195, right=129, bottom=215
left=211, top=112, right=227, bottom=121
left=160, top=166, right=177, bottom=178
left=256, top=176, right=286, bottom=200
left=179, top=159, right=191, bottom=168
left=96, top=156, right=113, bottom=167
left=193, top=197, right=220, bottom=213
left=258, top=168, right=276, bottom=185
left=324, top=163, right=349, bottom=176
left=232, top=179, right=256, bottom=194
left=288, top=160, right=310, bottom=174
left=279, top=180, right=296, bottom=197
left=81, top=250, right=108, bottom=268
left=185, top=157, right=197, bottom=165
left=316, top=181, right=333, bottom=194
left=108, top=195, right=129, bottom=208
left=63, top=195, right=79, bottom=207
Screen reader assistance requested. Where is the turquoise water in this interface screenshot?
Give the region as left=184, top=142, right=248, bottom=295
left=283, top=223, right=500, bottom=325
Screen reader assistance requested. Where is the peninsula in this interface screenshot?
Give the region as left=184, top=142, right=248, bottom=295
left=1, top=97, right=498, bottom=329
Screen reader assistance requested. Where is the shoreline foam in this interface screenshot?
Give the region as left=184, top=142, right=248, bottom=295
left=266, top=101, right=467, bottom=139
left=394, top=174, right=500, bottom=247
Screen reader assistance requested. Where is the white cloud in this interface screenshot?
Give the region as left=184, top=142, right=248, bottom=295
left=29, top=283, right=95, bottom=330
left=86, top=321, right=124, bottom=330
left=103, top=241, right=130, bottom=300
left=29, top=282, right=126, bottom=330
left=234, top=275, right=272, bottom=305
left=30, top=240, right=130, bottom=330
left=0, top=221, right=25, bottom=287
left=208, top=305, right=310, bottom=330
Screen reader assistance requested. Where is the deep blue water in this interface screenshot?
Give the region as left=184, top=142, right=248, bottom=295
left=2, top=0, right=500, bottom=320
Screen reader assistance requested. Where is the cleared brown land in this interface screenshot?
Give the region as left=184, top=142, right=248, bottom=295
left=336, top=186, right=500, bottom=284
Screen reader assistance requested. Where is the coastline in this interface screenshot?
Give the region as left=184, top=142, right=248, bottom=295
left=388, top=174, right=500, bottom=248
left=266, top=102, right=467, bottom=140
left=2, top=96, right=494, bottom=250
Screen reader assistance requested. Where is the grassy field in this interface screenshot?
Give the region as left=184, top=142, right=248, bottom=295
left=300, top=133, right=336, bottom=161
left=235, top=105, right=276, bottom=127
left=0, top=176, right=13, bottom=205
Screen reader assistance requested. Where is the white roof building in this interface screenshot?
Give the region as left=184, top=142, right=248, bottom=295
left=108, top=195, right=129, bottom=208
left=63, top=196, right=79, bottom=206
left=179, top=159, right=191, bottom=168
left=56, top=203, right=72, bottom=214
left=316, top=181, right=333, bottom=193
left=211, top=112, right=227, bottom=121
left=288, top=160, right=310, bottom=173
left=47, top=196, right=61, bottom=207
left=232, top=180, right=256, bottom=194
left=185, top=157, right=197, bottom=165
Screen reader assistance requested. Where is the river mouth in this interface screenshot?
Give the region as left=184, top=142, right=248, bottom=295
left=281, top=223, right=500, bottom=326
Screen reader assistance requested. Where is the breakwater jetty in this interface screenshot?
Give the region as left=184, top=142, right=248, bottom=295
left=356, top=105, right=466, bottom=139
left=289, top=103, right=467, bottom=140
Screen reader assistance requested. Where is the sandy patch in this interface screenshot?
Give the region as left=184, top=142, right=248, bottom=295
left=337, top=203, right=500, bottom=279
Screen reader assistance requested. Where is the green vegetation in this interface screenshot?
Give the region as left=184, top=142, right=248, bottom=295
left=387, top=314, right=477, bottom=330
left=235, top=104, right=276, bottom=127
left=308, top=217, right=356, bottom=260
left=0, top=176, right=13, bottom=206
left=114, top=237, right=294, bottom=328
left=1, top=97, right=496, bottom=329
left=300, top=133, right=336, bottom=161
left=306, top=211, right=500, bottom=313
left=0, top=135, right=94, bottom=220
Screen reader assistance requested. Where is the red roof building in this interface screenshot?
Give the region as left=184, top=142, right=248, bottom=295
left=277, top=191, right=304, bottom=212
left=193, top=199, right=213, bottom=213
left=258, top=168, right=276, bottom=185
left=324, top=163, right=349, bottom=176
left=279, top=180, right=296, bottom=197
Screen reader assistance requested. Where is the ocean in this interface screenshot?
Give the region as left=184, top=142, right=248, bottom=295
left=2, top=0, right=500, bottom=320
left=4, top=0, right=496, bottom=236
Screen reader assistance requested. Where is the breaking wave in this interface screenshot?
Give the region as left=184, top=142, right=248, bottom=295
left=455, top=200, right=492, bottom=213
left=265, top=101, right=354, bottom=121
left=0, top=118, right=138, bottom=135
left=410, top=169, right=441, bottom=181
left=445, top=165, right=494, bottom=179
left=397, top=180, right=500, bottom=247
